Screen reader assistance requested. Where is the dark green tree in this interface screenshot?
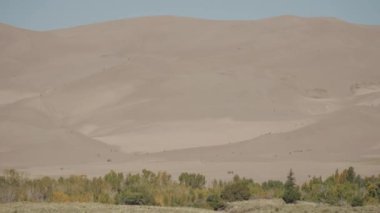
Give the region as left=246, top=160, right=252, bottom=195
left=346, top=167, right=356, bottom=183
left=282, top=169, right=301, bottom=204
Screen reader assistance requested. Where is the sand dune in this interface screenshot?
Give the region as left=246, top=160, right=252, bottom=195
left=148, top=106, right=380, bottom=162
left=0, top=16, right=380, bottom=180
left=0, top=97, right=126, bottom=169
left=105, top=105, right=377, bottom=181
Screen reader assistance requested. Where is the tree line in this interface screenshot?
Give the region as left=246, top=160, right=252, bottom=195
left=0, top=167, right=379, bottom=210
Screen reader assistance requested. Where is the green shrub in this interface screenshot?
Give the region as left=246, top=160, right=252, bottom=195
left=96, top=193, right=112, bottom=204
left=221, top=181, right=251, bottom=202
left=179, top=172, right=206, bottom=189
left=206, top=194, right=226, bottom=210
left=351, top=195, right=364, bottom=207
left=104, top=170, right=124, bottom=192
left=261, top=180, right=284, bottom=198
left=117, top=190, right=155, bottom=205
left=118, top=191, right=147, bottom=205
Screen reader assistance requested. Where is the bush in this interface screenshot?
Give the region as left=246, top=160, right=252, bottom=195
left=118, top=191, right=148, bottom=205
left=351, top=195, right=364, bottom=207
left=206, top=194, right=226, bottom=210
left=104, top=170, right=124, bottom=192
left=221, top=181, right=251, bottom=202
left=261, top=180, right=284, bottom=198
left=116, top=172, right=156, bottom=205
left=179, top=172, right=206, bottom=189
left=52, top=191, right=70, bottom=202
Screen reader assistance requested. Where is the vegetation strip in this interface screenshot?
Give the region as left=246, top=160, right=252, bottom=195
left=0, top=167, right=379, bottom=211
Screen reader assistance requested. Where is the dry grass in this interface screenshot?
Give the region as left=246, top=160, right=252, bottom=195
left=225, top=199, right=380, bottom=213
left=1, top=200, right=380, bottom=213
left=0, top=202, right=212, bottom=213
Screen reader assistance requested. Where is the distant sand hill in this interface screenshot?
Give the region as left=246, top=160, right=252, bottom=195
left=1, top=16, right=380, bottom=181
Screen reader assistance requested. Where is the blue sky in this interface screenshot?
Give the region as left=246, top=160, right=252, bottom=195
left=1, top=0, right=380, bottom=30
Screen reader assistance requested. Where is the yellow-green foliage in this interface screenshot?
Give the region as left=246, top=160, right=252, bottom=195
left=179, top=172, right=206, bottom=189
left=221, top=175, right=252, bottom=202
left=301, top=167, right=380, bottom=206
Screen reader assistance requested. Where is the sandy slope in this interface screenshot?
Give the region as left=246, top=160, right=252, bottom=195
left=149, top=106, right=380, bottom=162
left=127, top=105, right=380, bottom=181
left=0, top=16, right=380, bottom=180
left=0, top=97, right=126, bottom=169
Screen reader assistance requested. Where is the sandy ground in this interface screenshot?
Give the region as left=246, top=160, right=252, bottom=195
left=0, top=202, right=213, bottom=213
left=1, top=16, right=380, bottom=181
left=1, top=200, right=380, bottom=213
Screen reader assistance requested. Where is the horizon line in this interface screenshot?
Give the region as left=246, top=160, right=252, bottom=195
left=1, top=14, right=378, bottom=32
